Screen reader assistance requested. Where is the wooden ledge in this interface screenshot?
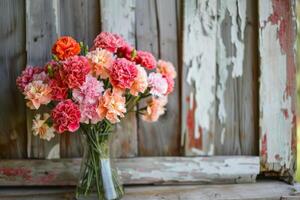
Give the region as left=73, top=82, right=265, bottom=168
left=0, top=181, right=298, bottom=200
left=0, top=156, right=259, bottom=186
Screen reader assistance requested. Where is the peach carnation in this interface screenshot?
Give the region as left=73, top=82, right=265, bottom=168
left=130, top=65, right=148, bottom=96
left=97, top=89, right=126, bottom=124
left=52, top=36, right=81, bottom=60
left=86, top=48, right=113, bottom=79
left=157, top=60, right=177, bottom=79
left=23, top=80, right=52, bottom=109
left=147, top=72, right=168, bottom=97
left=136, top=51, right=156, bottom=70
left=60, top=55, right=91, bottom=89
left=142, top=97, right=168, bottom=122
left=93, top=32, right=125, bottom=53
left=109, top=58, right=137, bottom=89
left=32, top=113, right=55, bottom=141
left=51, top=100, right=81, bottom=133
left=164, top=75, right=175, bottom=95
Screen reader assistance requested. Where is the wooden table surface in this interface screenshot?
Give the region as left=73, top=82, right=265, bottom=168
left=0, top=180, right=299, bottom=200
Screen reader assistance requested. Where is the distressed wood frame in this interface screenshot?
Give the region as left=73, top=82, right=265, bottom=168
left=0, top=156, right=259, bottom=186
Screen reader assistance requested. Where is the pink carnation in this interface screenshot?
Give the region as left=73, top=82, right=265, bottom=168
left=157, top=60, right=177, bottom=79
left=164, top=75, right=175, bottom=95
left=109, top=58, right=137, bottom=89
left=93, top=32, right=125, bottom=53
left=147, top=72, right=168, bottom=97
left=79, top=103, right=101, bottom=124
left=60, top=56, right=91, bottom=89
left=16, top=66, right=44, bottom=92
left=136, top=51, right=156, bottom=70
left=51, top=100, right=81, bottom=133
left=73, top=75, right=104, bottom=105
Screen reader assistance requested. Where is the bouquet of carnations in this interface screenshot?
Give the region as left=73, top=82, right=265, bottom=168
left=16, top=32, right=176, bottom=200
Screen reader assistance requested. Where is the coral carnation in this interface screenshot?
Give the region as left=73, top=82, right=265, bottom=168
left=164, top=75, right=175, bottom=95
left=60, top=55, right=91, bottom=89
left=136, top=51, right=156, bottom=70
left=109, top=58, right=137, bottom=89
left=49, top=79, right=68, bottom=101
left=52, top=36, right=80, bottom=60
left=157, top=60, right=177, bottom=79
left=86, top=48, right=113, bottom=79
left=97, top=89, right=126, bottom=123
left=23, top=80, right=52, bottom=109
left=51, top=100, right=81, bottom=133
left=147, top=72, right=168, bottom=97
left=93, top=32, right=125, bottom=53
left=32, top=113, right=55, bottom=141
left=130, top=65, right=148, bottom=96
left=142, top=97, right=168, bottom=122
left=16, top=66, right=44, bottom=92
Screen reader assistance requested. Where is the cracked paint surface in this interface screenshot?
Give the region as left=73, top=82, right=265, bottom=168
left=259, top=0, right=296, bottom=175
left=216, top=0, right=247, bottom=124
left=183, top=0, right=217, bottom=155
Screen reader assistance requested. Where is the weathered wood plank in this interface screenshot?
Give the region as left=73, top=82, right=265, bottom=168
left=59, top=0, right=100, bottom=158
left=100, top=0, right=137, bottom=158
left=0, top=156, right=259, bottom=186
left=215, top=0, right=258, bottom=155
left=182, top=0, right=217, bottom=155
left=137, top=0, right=181, bottom=156
left=258, top=0, right=297, bottom=182
left=0, top=0, right=27, bottom=158
left=0, top=181, right=297, bottom=200
left=26, top=0, right=60, bottom=159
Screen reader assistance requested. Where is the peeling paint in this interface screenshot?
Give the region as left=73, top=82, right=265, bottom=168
left=183, top=0, right=217, bottom=155
left=259, top=0, right=296, bottom=173
left=216, top=0, right=247, bottom=123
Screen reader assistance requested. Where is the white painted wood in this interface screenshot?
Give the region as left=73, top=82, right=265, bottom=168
left=100, top=0, right=137, bottom=158
left=259, top=0, right=296, bottom=181
left=182, top=0, right=217, bottom=156
left=25, top=0, right=60, bottom=159
left=0, top=156, right=259, bottom=185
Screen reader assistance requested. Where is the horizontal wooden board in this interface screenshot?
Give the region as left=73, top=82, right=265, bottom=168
left=0, top=156, right=259, bottom=186
left=0, top=181, right=298, bottom=200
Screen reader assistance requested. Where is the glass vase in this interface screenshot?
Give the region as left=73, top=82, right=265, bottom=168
left=76, top=126, right=124, bottom=200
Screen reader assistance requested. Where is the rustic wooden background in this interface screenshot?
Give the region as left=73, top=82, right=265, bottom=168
left=0, top=0, right=295, bottom=172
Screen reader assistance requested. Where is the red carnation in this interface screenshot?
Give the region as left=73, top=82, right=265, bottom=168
left=135, top=51, right=156, bottom=70
left=93, top=32, right=125, bottom=53
left=109, top=58, right=137, bottom=89
left=117, top=42, right=135, bottom=61
left=51, top=100, right=81, bottom=133
left=49, top=79, right=68, bottom=101
left=60, top=56, right=91, bottom=89
left=16, top=66, right=44, bottom=92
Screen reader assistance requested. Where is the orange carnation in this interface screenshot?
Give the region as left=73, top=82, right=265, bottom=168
left=52, top=36, right=80, bottom=60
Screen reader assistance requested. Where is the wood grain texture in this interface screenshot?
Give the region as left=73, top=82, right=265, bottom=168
left=0, top=181, right=297, bottom=200
left=136, top=0, right=181, bottom=156
left=259, top=0, right=297, bottom=182
left=182, top=0, right=217, bottom=156
left=0, top=0, right=27, bottom=158
left=26, top=0, right=60, bottom=159
left=100, top=0, right=137, bottom=158
left=0, top=156, right=259, bottom=186
left=59, top=0, right=100, bottom=158
left=215, top=0, right=258, bottom=155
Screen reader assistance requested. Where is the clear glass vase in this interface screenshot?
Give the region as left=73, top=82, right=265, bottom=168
left=76, top=126, right=124, bottom=200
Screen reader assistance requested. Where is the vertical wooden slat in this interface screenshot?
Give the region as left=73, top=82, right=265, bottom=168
left=182, top=0, right=217, bottom=155
left=59, top=0, right=100, bottom=158
left=100, top=0, right=137, bottom=158
left=26, top=0, right=60, bottom=159
left=137, top=0, right=181, bottom=156
left=259, top=0, right=296, bottom=182
left=215, top=0, right=258, bottom=155
left=0, top=0, right=27, bottom=158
